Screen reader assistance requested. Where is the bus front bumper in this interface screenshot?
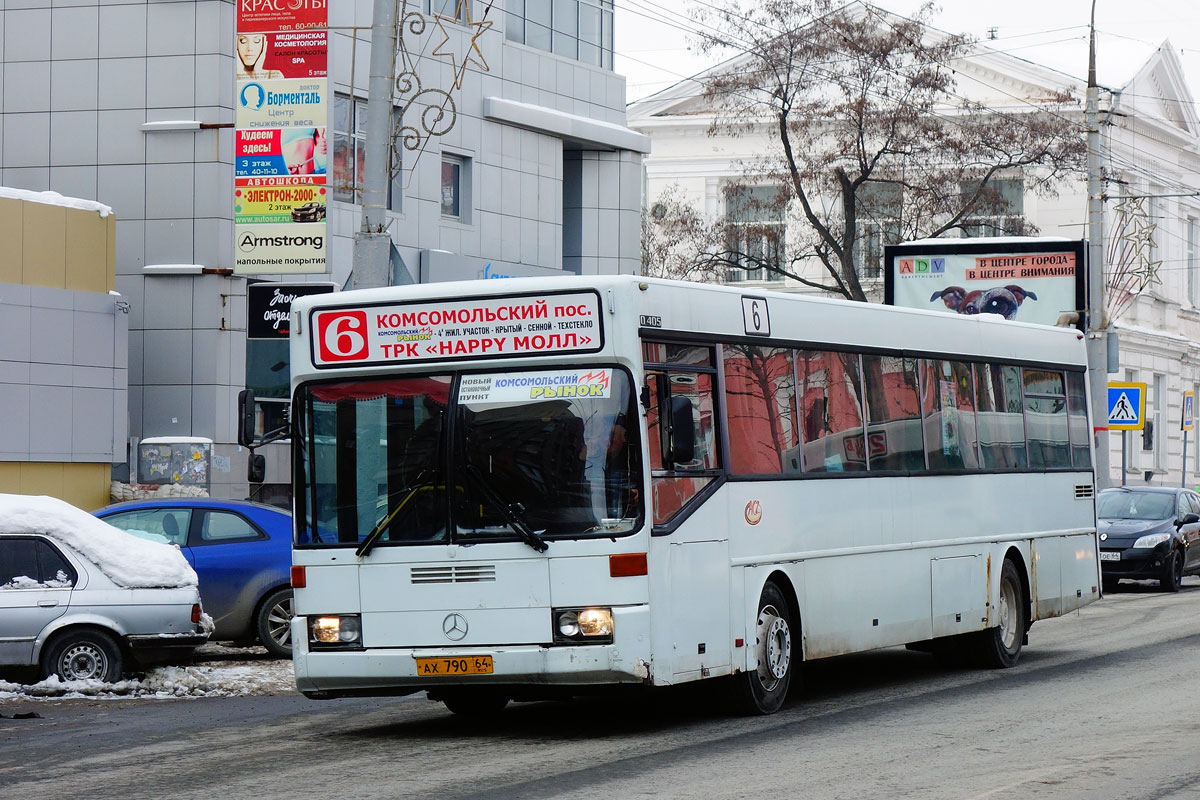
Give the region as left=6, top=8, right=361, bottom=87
left=291, top=606, right=652, bottom=698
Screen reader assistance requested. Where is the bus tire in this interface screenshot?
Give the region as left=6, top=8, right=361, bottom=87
left=735, top=581, right=794, bottom=715
left=439, top=689, right=510, bottom=717
left=974, top=559, right=1025, bottom=669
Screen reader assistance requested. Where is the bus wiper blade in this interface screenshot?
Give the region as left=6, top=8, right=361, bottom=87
left=356, top=471, right=431, bottom=558
left=464, top=465, right=548, bottom=553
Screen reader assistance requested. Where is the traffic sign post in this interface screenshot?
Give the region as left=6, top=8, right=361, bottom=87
left=1108, top=382, right=1146, bottom=487
left=1182, top=391, right=1195, bottom=488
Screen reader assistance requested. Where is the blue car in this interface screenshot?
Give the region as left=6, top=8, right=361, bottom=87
left=95, top=499, right=294, bottom=657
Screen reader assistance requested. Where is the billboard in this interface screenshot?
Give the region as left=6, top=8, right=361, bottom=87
left=234, top=2, right=328, bottom=276
left=883, top=238, right=1086, bottom=328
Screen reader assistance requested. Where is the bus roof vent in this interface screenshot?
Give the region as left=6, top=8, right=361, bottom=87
left=411, top=564, right=497, bottom=584
left=1074, top=484, right=1095, bottom=499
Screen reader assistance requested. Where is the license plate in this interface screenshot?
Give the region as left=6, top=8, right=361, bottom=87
left=1099, top=551, right=1121, bottom=562
left=415, top=655, right=494, bottom=676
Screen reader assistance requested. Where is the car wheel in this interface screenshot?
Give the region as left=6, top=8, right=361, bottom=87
left=1160, top=550, right=1183, bottom=593
left=42, top=629, right=124, bottom=682
left=438, top=689, right=510, bottom=716
left=974, top=559, right=1025, bottom=669
left=733, top=581, right=794, bottom=715
left=256, top=588, right=294, bottom=657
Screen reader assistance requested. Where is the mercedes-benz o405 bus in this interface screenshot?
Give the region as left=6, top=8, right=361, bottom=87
left=270, top=275, right=1099, bottom=715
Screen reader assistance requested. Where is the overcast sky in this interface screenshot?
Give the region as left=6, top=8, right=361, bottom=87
left=615, top=0, right=1200, bottom=104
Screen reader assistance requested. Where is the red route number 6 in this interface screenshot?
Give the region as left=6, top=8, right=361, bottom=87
left=315, top=311, right=369, bottom=362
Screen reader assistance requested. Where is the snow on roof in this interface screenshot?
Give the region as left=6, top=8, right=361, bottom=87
left=0, top=494, right=197, bottom=589
left=0, top=186, right=113, bottom=218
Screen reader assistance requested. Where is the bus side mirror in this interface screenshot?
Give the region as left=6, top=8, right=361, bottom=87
left=247, top=453, right=266, bottom=484
left=669, top=395, right=695, bottom=465
left=238, top=389, right=257, bottom=447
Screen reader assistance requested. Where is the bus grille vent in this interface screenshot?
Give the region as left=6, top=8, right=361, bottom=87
left=411, top=565, right=497, bottom=584
left=1074, top=484, right=1095, bottom=499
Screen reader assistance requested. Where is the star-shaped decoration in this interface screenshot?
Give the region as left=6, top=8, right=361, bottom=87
left=430, top=0, right=494, bottom=90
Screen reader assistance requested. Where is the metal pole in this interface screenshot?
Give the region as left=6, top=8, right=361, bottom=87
left=1085, top=0, right=1112, bottom=489
left=1183, top=431, right=1188, bottom=488
left=1121, top=431, right=1127, bottom=486
left=352, top=0, right=398, bottom=290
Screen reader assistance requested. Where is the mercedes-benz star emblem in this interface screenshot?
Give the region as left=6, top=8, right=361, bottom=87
left=442, top=613, right=468, bottom=641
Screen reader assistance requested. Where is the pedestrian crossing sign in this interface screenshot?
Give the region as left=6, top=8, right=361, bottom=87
left=1184, top=391, right=1195, bottom=432
left=1107, top=382, right=1145, bottom=430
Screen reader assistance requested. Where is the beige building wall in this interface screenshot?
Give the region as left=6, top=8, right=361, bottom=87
left=0, top=196, right=116, bottom=293
left=0, top=463, right=112, bottom=512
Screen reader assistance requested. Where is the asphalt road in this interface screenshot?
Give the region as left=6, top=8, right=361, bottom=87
left=4, top=578, right=1200, bottom=800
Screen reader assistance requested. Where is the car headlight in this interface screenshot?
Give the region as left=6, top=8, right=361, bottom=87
left=1132, top=533, right=1172, bottom=549
left=553, top=607, right=614, bottom=644
left=309, top=614, right=362, bottom=648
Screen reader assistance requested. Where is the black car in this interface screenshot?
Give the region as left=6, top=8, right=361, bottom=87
left=1097, top=486, right=1200, bottom=593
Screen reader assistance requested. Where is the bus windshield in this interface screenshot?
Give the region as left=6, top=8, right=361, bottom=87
left=295, top=367, right=642, bottom=547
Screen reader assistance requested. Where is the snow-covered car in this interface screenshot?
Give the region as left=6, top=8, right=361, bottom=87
left=0, top=493, right=210, bottom=682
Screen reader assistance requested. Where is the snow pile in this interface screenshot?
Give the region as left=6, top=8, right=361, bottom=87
left=0, top=648, right=296, bottom=700
left=0, top=494, right=197, bottom=588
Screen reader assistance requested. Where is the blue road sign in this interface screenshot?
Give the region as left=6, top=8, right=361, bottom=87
left=1108, top=382, right=1145, bottom=430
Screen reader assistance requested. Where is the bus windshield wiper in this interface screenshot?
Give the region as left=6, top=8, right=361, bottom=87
left=356, top=471, right=431, bottom=558
left=463, top=465, right=548, bottom=553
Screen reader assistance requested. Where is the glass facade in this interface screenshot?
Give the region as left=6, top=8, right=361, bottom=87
left=505, top=0, right=614, bottom=69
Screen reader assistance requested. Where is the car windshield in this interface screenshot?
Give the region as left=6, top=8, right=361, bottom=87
left=295, top=368, right=642, bottom=547
left=1096, top=491, right=1175, bottom=521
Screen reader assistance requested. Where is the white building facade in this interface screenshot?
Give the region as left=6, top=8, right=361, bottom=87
left=0, top=0, right=646, bottom=501
left=628, top=20, right=1200, bottom=489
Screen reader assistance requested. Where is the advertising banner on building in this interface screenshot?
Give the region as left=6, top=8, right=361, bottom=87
left=236, top=128, right=327, bottom=179
left=248, top=282, right=335, bottom=338
left=236, top=223, right=326, bottom=274
left=236, top=0, right=327, bottom=33
left=235, top=1, right=328, bottom=276
left=883, top=239, right=1086, bottom=329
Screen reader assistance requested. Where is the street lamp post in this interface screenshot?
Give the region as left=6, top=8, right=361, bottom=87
left=1086, top=0, right=1112, bottom=488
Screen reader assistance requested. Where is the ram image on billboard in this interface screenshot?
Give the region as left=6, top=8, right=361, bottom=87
left=883, top=238, right=1086, bottom=328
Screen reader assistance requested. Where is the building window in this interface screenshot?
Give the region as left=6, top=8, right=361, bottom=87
left=332, top=93, right=401, bottom=209
left=724, top=185, right=785, bottom=282
left=1188, top=216, right=1198, bottom=307
left=506, top=0, right=612, bottom=69
left=855, top=182, right=902, bottom=279
left=441, top=153, right=470, bottom=222
left=428, top=0, right=470, bottom=23
left=961, top=177, right=1024, bottom=238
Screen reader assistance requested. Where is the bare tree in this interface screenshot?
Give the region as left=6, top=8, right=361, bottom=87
left=683, top=0, right=1085, bottom=301
left=641, top=185, right=731, bottom=280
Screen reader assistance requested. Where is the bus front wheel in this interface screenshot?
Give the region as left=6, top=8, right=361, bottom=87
left=974, top=559, right=1026, bottom=669
left=735, top=581, right=794, bottom=715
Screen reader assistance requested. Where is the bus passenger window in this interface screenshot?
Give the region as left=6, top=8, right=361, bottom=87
left=1065, top=371, right=1092, bottom=468
left=1023, top=369, right=1071, bottom=469
left=723, top=345, right=796, bottom=475
left=795, top=349, right=867, bottom=472
left=920, top=359, right=980, bottom=471
left=975, top=365, right=1027, bottom=469
left=862, top=355, right=923, bottom=472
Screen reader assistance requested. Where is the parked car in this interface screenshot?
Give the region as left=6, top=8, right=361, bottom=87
left=1096, top=486, right=1200, bottom=592
left=0, top=493, right=208, bottom=682
left=96, top=499, right=294, bottom=657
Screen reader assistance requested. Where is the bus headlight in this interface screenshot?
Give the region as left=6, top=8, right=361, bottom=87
left=553, top=607, right=613, bottom=644
left=309, top=614, right=362, bottom=647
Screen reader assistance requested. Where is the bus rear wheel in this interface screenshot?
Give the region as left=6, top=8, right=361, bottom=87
left=974, top=559, right=1025, bottom=669
left=734, top=581, right=794, bottom=715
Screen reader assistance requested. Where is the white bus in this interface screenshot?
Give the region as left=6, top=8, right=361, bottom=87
left=274, top=275, right=1099, bottom=715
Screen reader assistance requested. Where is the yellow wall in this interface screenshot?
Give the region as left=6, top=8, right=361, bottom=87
left=0, top=462, right=112, bottom=512
left=0, top=195, right=116, bottom=293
